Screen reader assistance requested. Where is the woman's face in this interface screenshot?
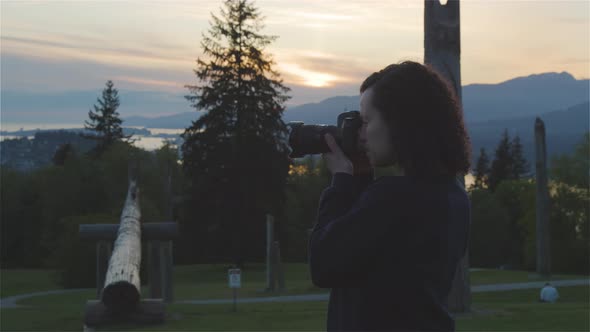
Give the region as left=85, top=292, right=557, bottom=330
left=359, top=87, right=396, bottom=167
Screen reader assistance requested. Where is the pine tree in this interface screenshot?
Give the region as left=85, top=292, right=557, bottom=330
left=83, top=80, right=132, bottom=153
left=510, top=135, right=529, bottom=179
left=472, top=148, right=490, bottom=189
left=489, top=129, right=513, bottom=191
left=181, top=0, right=291, bottom=265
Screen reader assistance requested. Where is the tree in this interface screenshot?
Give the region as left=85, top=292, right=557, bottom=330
left=510, top=135, right=529, bottom=179
left=52, top=143, right=75, bottom=166
left=181, top=0, right=291, bottom=265
left=489, top=130, right=513, bottom=191
left=550, top=132, right=589, bottom=189
left=472, top=148, right=490, bottom=189
left=84, top=80, right=132, bottom=153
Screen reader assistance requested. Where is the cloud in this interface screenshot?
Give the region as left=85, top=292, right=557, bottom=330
left=2, top=34, right=195, bottom=72
left=273, top=49, right=372, bottom=88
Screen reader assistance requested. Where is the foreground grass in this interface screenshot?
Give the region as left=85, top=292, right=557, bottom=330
left=2, top=264, right=586, bottom=300
left=1, top=265, right=588, bottom=331
left=0, top=268, right=60, bottom=298
left=1, top=286, right=588, bottom=331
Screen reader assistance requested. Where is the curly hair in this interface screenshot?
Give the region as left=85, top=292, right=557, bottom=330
left=360, top=61, right=471, bottom=177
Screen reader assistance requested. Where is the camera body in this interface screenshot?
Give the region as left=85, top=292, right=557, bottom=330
left=287, top=111, right=362, bottom=158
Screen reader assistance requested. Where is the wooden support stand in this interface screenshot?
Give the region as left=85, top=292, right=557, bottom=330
left=80, top=222, right=178, bottom=302
left=84, top=299, right=165, bottom=326
left=79, top=180, right=178, bottom=327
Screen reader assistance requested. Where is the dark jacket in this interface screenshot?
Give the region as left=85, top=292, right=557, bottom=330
left=309, top=173, right=471, bottom=331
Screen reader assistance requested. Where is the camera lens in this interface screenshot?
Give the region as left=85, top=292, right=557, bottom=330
left=286, top=122, right=340, bottom=158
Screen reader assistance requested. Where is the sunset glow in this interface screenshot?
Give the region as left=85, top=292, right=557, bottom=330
left=1, top=0, right=588, bottom=121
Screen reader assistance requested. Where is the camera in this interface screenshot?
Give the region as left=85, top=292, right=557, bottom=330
left=286, top=111, right=362, bottom=158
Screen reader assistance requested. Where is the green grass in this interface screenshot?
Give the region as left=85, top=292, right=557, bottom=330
left=469, top=269, right=586, bottom=286
left=457, top=285, right=590, bottom=331
left=0, top=268, right=60, bottom=297
left=2, top=264, right=586, bottom=301
left=1, top=286, right=588, bottom=331
left=1, top=265, right=588, bottom=331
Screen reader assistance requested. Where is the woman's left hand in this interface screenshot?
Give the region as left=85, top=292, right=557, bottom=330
left=322, top=133, right=353, bottom=175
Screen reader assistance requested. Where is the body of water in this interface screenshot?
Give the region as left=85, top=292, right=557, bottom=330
left=0, top=123, right=184, bottom=151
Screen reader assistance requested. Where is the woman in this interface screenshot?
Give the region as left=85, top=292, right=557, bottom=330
left=309, top=61, right=472, bottom=331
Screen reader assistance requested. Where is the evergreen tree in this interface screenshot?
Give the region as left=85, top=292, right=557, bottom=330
left=181, top=0, right=291, bottom=265
left=472, top=147, right=490, bottom=189
left=83, top=80, right=132, bottom=153
left=510, top=135, right=529, bottom=179
left=489, top=129, right=513, bottom=191
left=52, top=143, right=74, bottom=166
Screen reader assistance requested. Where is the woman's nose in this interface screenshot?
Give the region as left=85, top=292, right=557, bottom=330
left=358, top=127, right=367, bottom=146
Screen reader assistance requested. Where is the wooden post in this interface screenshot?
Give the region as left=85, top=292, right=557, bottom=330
left=425, top=0, right=462, bottom=99
left=161, top=240, right=174, bottom=303
left=266, top=214, right=275, bottom=291
left=307, top=228, right=313, bottom=263
left=96, top=241, right=112, bottom=299
left=148, top=240, right=162, bottom=299
left=425, top=0, right=471, bottom=313
left=164, top=160, right=173, bottom=221
left=273, top=241, right=285, bottom=292
left=100, top=180, right=142, bottom=314
left=535, top=118, right=551, bottom=276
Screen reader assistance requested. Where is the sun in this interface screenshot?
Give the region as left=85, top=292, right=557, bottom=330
left=280, top=63, right=338, bottom=88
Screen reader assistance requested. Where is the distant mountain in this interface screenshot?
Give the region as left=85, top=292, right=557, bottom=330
left=283, top=96, right=361, bottom=125
left=124, top=112, right=200, bottom=129
left=1, top=90, right=187, bottom=124
left=463, top=72, right=589, bottom=122
left=282, top=72, right=589, bottom=125
left=468, top=101, right=589, bottom=167
left=112, top=71, right=590, bottom=165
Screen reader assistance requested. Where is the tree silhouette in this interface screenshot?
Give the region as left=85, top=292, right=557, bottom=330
left=510, top=135, right=529, bottom=179
left=489, top=130, right=513, bottom=191
left=83, top=80, right=132, bottom=154
left=472, top=148, right=490, bottom=189
left=181, top=0, right=291, bottom=265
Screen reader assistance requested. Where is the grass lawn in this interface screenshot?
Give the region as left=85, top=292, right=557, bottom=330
left=0, top=268, right=61, bottom=298
left=2, top=264, right=586, bottom=300
left=1, top=265, right=588, bottom=331
left=1, top=286, right=587, bottom=331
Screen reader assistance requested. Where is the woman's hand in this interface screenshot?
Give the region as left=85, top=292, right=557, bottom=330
left=322, top=133, right=353, bottom=175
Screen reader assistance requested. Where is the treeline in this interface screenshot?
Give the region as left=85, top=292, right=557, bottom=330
left=469, top=131, right=589, bottom=274
left=0, top=141, right=183, bottom=286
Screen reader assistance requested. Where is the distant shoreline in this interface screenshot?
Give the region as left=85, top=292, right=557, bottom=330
left=0, top=126, right=183, bottom=138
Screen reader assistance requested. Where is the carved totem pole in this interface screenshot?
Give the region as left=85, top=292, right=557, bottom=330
left=424, top=0, right=471, bottom=313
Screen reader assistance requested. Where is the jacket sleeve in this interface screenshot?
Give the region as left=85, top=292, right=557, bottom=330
left=309, top=173, right=399, bottom=288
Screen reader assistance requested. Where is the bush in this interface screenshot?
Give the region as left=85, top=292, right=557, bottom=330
left=46, top=214, right=118, bottom=288
left=469, top=188, right=511, bottom=268
left=519, top=183, right=589, bottom=274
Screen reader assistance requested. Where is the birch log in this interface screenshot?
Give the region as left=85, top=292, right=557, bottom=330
left=101, top=181, right=142, bottom=313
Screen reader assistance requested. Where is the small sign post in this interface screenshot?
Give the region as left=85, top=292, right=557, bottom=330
left=228, top=268, right=241, bottom=312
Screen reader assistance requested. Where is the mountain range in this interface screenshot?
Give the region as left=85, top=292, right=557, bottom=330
left=123, top=71, right=588, bottom=128
left=3, top=71, right=588, bottom=164
left=123, top=72, right=589, bottom=165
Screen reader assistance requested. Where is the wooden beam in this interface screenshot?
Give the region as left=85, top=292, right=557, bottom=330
left=100, top=181, right=142, bottom=313
left=535, top=118, right=551, bottom=276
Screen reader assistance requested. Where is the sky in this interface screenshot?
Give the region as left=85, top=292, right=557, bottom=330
left=1, top=0, right=589, bottom=124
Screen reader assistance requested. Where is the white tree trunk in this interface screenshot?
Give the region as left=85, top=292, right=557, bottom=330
left=101, top=180, right=142, bottom=313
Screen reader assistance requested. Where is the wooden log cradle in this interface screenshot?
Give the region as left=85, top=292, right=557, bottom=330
left=100, top=180, right=142, bottom=314
left=80, top=222, right=178, bottom=303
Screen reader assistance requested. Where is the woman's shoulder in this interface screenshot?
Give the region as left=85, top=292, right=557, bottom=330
left=365, top=176, right=413, bottom=199
left=370, top=175, right=465, bottom=197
